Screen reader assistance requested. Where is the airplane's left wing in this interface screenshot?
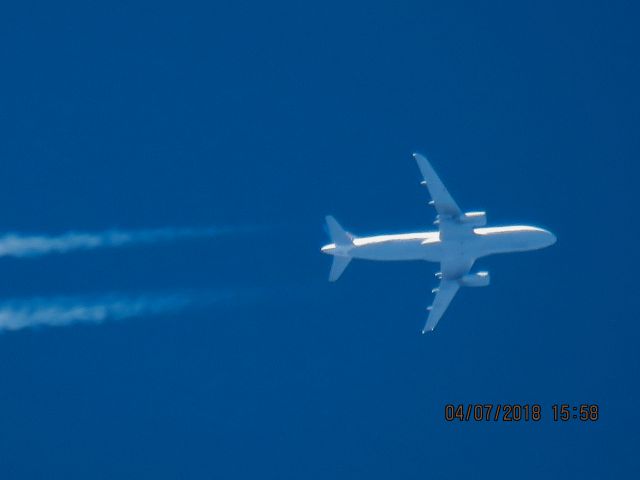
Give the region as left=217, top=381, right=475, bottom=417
left=423, top=257, right=475, bottom=333
left=423, top=280, right=460, bottom=333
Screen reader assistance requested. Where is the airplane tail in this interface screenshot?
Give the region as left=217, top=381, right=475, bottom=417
left=325, top=216, right=354, bottom=282
left=325, top=215, right=353, bottom=245
left=329, top=256, right=351, bottom=282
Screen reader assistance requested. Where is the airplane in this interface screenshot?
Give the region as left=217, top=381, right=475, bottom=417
left=321, top=153, right=556, bottom=333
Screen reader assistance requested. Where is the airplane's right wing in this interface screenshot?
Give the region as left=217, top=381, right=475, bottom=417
left=413, top=153, right=462, bottom=218
left=423, top=280, right=460, bottom=333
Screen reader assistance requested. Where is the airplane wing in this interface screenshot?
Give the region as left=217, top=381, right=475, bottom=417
left=441, top=256, right=475, bottom=279
left=423, top=280, right=460, bottom=333
left=413, top=153, right=462, bottom=218
left=423, top=257, right=475, bottom=333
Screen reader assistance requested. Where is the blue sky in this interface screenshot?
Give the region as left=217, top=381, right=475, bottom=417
left=0, top=1, right=637, bottom=478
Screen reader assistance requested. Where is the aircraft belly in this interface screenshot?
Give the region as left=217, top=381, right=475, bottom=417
left=353, top=240, right=439, bottom=261
left=473, top=231, right=548, bottom=257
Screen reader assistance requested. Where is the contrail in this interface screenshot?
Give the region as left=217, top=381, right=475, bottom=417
left=0, top=290, right=228, bottom=332
left=0, top=227, right=241, bottom=258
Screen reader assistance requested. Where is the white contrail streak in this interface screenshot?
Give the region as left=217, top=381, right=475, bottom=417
left=0, top=291, right=225, bottom=332
left=0, top=227, right=237, bottom=258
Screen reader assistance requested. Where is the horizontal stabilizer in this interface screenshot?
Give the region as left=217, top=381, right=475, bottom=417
left=325, top=215, right=353, bottom=245
left=329, top=255, right=351, bottom=282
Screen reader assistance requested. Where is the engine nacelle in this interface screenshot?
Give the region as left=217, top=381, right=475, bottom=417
left=459, top=211, right=487, bottom=227
left=458, top=271, right=490, bottom=287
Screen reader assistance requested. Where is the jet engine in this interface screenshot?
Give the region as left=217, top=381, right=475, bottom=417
left=459, top=211, right=487, bottom=227
left=458, top=271, right=490, bottom=287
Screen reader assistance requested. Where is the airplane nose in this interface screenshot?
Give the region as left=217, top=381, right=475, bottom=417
left=541, top=229, right=556, bottom=246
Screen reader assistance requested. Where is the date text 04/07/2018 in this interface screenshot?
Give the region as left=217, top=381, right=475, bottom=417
left=444, top=404, right=600, bottom=422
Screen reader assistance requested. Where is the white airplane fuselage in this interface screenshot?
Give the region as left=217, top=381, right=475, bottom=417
left=321, top=225, right=556, bottom=268
left=322, top=152, right=556, bottom=332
